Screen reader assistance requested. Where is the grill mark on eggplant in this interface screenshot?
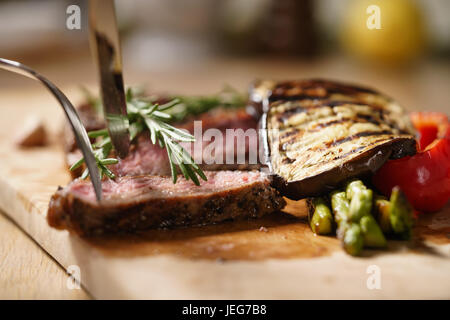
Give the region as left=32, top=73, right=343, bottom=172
left=328, top=130, right=393, bottom=147
left=310, top=114, right=383, bottom=130
left=268, top=79, right=378, bottom=101
left=279, top=128, right=300, bottom=140
left=284, top=131, right=393, bottom=153
left=279, top=116, right=385, bottom=147
left=355, top=114, right=382, bottom=126
left=276, top=100, right=388, bottom=123
left=332, top=140, right=384, bottom=160
left=282, top=157, right=295, bottom=164
left=312, top=117, right=347, bottom=129
left=307, top=138, right=392, bottom=167
left=270, top=95, right=327, bottom=103
left=272, top=79, right=377, bottom=92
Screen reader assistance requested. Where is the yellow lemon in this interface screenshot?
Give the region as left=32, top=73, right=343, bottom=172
left=340, top=0, right=427, bottom=64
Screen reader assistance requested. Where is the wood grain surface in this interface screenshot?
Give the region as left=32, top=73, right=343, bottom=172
left=0, top=84, right=448, bottom=299
left=0, top=211, right=90, bottom=299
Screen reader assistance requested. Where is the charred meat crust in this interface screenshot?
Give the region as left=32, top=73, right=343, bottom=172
left=256, top=79, right=417, bottom=200
left=47, top=172, right=286, bottom=236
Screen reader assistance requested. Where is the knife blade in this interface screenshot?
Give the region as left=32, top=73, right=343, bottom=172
left=88, top=0, right=130, bottom=158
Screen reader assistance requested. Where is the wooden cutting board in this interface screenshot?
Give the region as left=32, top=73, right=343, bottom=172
left=0, top=88, right=449, bottom=299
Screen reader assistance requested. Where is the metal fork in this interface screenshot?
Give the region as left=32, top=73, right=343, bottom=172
left=0, top=58, right=102, bottom=201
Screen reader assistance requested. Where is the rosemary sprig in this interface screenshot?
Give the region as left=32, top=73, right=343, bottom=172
left=72, top=89, right=209, bottom=185
left=125, top=92, right=207, bottom=184
left=69, top=128, right=118, bottom=179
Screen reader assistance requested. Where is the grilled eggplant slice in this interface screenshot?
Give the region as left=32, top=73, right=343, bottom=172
left=253, top=79, right=417, bottom=200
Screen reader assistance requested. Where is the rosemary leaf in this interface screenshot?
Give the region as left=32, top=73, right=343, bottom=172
left=88, top=128, right=109, bottom=138
left=80, top=168, right=89, bottom=180
left=100, top=158, right=119, bottom=165
left=69, top=157, right=85, bottom=171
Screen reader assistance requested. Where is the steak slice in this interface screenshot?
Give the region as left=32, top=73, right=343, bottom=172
left=65, top=107, right=261, bottom=178
left=253, top=79, right=417, bottom=199
left=47, top=171, right=285, bottom=236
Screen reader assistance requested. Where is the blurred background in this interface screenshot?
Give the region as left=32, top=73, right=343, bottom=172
left=0, top=0, right=449, bottom=111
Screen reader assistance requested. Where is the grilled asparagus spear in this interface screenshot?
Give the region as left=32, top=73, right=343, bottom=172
left=346, top=180, right=387, bottom=248
left=307, top=197, right=334, bottom=235
left=373, top=189, right=414, bottom=239
left=331, top=190, right=365, bottom=255
left=374, top=195, right=391, bottom=233
left=331, top=191, right=350, bottom=224
left=360, top=215, right=387, bottom=248
left=346, top=180, right=367, bottom=200
left=389, top=187, right=414, bottom=240
left=342, top=223, right=364, bottom=256
left=349, top=188, right=373, bottom=222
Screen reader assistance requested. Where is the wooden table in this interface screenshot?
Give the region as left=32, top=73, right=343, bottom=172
left=0, top=54, right=448, bottom=299
left=0, top=210, right=90, bottom=299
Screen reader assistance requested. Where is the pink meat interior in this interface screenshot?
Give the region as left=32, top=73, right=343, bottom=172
left=68, top=171, right=268, bottom=203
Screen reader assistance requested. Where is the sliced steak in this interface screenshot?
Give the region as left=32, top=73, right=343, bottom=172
left=47, top=170, right=285, bottom=236
left=66, top=106, right=261, bottom=178
left=253, top=79, right=417, bottom=199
